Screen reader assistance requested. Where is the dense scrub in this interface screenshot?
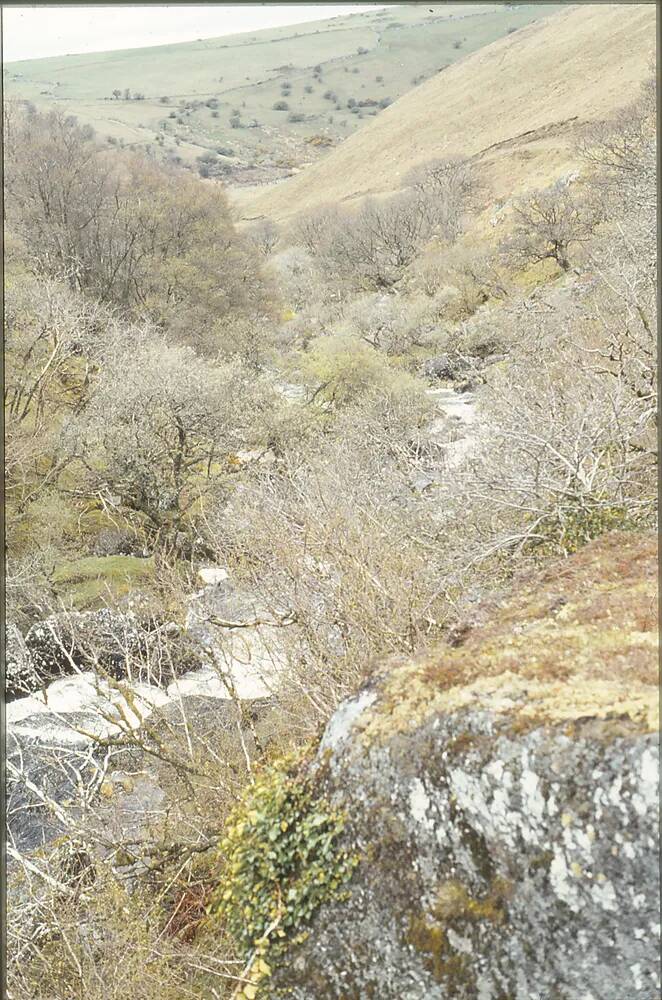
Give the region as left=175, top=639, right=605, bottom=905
left=4, top=73, right=657, bottom=998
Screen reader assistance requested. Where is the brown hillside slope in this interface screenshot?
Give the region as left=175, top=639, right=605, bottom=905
left=240, top=3, right=655, bottom=223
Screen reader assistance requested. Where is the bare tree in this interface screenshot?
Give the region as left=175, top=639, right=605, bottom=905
left=5, top=106, right=275, bottom=332
left=246, top=218, right=280, bottom=257
left=341, top=292, right=440, bottom=355
left=578, top=71, right=655, bottom=202
left=450, top=270, right=656, bottom=565
left=501, top=180, right=604, bottom=273
left=69, top=328, right=275, bottom=547
left=405, top=156, right=477, bottom=243
left=290, top=204, right=340, bottom=255
left=314, top=193, right=434, bottom=291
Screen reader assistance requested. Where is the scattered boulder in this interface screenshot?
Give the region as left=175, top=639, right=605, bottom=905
left=185, top=578, right=291, bottom=699
left=483, top=352, right=507, bottom=366
left=5, top=623, right=34, bottom=701
left=423, top=354, right=455, bottom=380
left=7, top=728, right=107, bottom=854
left=18, top=609, right=144, bottom=693
left=197, top=566, right=230, bottom=587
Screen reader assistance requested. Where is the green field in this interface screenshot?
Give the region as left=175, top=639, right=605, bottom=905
left=4, top=3, right=567, bottom=184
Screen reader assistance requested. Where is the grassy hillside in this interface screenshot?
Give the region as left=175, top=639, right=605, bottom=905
left=240, top=3, right=655, bottom=221
left=4, top=3, right=565, bottom=185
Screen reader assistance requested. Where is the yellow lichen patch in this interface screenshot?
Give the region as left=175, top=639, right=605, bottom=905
left=405, top=877, right=512, bottom=986
left=359, top=532, right=658, bottom=744
left=433, top=877, right=511, bottom=925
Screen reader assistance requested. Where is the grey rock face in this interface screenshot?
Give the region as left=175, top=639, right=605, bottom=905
left=271, top=531, right=660, bottom=999
left=6, top=729, right=106, bottom=855
left=423, top=354, right=480, bottom=382
left=276, top=704, right=659, bottom=1000
left=6, top=609, right=144, bottom=698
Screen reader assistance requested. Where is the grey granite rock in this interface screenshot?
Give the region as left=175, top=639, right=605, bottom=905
left=270, top=531, right=660, bottom=999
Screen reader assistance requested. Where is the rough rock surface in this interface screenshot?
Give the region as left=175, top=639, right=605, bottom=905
left=5, top=608, right=197, bottom=700
left=5, top=570, right=283, bottom=856
left=273, top=531, right=659, bottom=999
left=423, top=354, right=480, bottom=382
left=185, top=575, right=290, bottom=699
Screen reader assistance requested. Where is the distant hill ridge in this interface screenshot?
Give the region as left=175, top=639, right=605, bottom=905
left=241, top=4, right=655, bottom=223
left=4, top=4, right=566, bottom=184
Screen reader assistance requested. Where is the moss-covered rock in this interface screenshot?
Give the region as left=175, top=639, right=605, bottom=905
left=269, top=531, right=659, bottom=998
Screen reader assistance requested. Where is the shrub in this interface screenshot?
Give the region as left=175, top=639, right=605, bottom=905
left=273, top=100, right=289, bottom=111
left=287, top=112, right=305, bottom=123
left=307, top=192, right=435, bottom=290
left=299, top=332, right=429, bottom=407
left=197, top=150, right=218, bottom=165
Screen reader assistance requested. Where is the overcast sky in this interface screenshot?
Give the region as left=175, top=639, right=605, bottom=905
left=3, top=5, right=393, bottom=62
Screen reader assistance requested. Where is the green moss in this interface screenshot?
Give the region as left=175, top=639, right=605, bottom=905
left=361, top=531, right=658, bottom=744
left=52, top=554, right=156, bottom=609
left=433, top=877, right=511, bottom=925
left=527, top=850, right=554, bottom=875
left=525, top=504, right=635, bottom=558
left=445, top=731, right=480, bottom=756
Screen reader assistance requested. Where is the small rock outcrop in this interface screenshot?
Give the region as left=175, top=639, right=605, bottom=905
left=272, top=531, right=659, bottom=999
left=6, top=609, right=199, bottom=700
left=423, top=354, right=479, bottom=382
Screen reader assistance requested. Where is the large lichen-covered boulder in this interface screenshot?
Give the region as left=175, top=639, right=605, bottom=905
left=273, top=531, right=659, bottom=999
